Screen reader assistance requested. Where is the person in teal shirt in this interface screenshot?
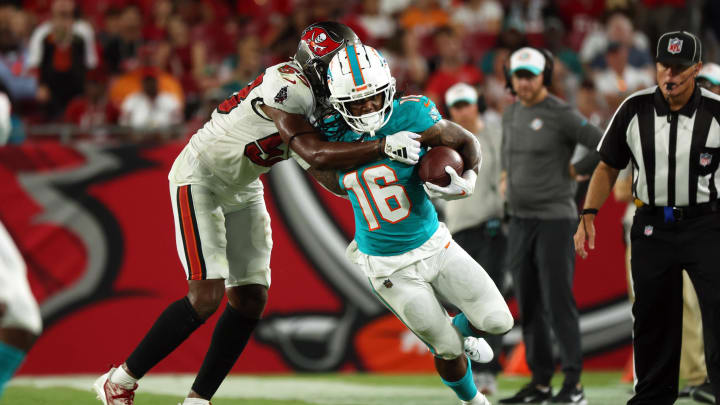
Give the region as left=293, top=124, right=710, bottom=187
left=309, top=43, right=513, bottom=405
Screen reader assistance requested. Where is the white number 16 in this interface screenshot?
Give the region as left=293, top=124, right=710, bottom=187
left=342, top=164, right=412, bottom=231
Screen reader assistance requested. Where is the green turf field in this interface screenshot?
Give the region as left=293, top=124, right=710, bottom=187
left=1, top=372, right=702, bottom=404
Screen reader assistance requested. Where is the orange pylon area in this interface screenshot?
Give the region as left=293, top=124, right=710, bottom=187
left=503, top=342, right=531, bottom=376
left=621, top=353, right=634, bottom=383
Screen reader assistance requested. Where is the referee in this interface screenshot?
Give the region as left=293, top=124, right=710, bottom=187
left=574, top=30, right=720, bottom=405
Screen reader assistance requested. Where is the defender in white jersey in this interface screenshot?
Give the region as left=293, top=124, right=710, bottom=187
left=94, top=22, right=423, bottom=405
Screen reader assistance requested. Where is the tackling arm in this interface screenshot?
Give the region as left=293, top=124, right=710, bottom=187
left=262, top=105, right=384, bottom=170
left=418, top=119, right=481, bottom=172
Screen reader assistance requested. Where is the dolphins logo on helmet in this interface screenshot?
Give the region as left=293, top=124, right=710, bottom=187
left=326, top=44, right=396, bottom=135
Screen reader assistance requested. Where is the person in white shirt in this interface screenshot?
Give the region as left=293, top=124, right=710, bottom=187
left=442, top=83, right=506, bottom=396
left=119, top=73, right=182, bottom=139
left=592, top=42, right=655, bottom=111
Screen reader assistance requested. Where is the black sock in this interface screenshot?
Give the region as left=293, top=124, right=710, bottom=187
left=125, top=297, right=204, bottom=378
left=191, top=304, right=259, bottom=399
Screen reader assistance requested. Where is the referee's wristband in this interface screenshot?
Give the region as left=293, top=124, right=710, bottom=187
left=580, top=208, right=599, bottom=216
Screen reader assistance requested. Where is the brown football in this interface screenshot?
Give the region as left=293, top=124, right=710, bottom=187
left=417, top=146, right=464, bottom=187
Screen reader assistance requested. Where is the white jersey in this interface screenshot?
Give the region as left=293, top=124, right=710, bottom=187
left=170, top=61, right=314, bottom=189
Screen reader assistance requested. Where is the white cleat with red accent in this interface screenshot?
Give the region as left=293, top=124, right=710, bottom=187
left=93, top=366, right=137, bottom=405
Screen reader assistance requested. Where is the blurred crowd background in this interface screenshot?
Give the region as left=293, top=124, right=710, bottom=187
left=1, top=0, right=719, bottom=144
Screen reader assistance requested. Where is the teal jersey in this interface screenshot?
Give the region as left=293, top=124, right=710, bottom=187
left=326, top=95, right=443, bottom=256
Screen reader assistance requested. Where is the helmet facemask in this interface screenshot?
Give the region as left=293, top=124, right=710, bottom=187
left=327, top=44, right=396, bottom=135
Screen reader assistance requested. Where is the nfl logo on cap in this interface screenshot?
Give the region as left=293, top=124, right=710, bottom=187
left=668, top=38, right=683, bottom=54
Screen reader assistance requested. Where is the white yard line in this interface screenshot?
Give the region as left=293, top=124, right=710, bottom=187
left=10, top=375, right=453, bottom=404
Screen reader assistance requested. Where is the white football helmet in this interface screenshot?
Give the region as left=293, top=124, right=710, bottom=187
left=326, top=44, right=396, bottom=134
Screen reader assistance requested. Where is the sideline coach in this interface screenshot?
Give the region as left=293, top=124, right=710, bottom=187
left=575, top=31, right=720, bottom=405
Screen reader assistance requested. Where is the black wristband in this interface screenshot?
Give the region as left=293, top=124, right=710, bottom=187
left=581, top=208, right=599, bottom=216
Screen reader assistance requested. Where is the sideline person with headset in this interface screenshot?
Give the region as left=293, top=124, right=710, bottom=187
left=499, top=47, right=603, bottom=405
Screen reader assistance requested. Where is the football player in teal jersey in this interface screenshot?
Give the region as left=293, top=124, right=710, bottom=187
left=310, top=43, right=513, bottom=405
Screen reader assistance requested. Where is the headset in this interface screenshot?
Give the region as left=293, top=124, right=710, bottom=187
left=504, top=48, right=555, bottom=95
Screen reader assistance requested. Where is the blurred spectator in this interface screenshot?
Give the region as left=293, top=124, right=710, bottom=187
left=191, top=1, right=236, bottom=64
left=480, top=47, right=513, bottom=117
left=355, top=0, right=397, bottom=47
left=697, top=63, right=720, bottom=94
left=143, top=0, right=174, bottom=42
left=110, top=64, right=183, bottom=113
left=217, top=34, right=264, bottom=96
left=550, top=58, right=581, bottom=104
left=580, top=11, right=652, bottom=70
left=64, top=69, right=118, bottom=139
left=381, top=29, right=428, bottom=95
left=398, top=0, right=449, bottom=38
left=119, top=72, right=181, bottom=139
left=575, top=80, right=608, bottom=129
left=102, top=4, right=142, bottom=74
left=450, top=0, right=504, bottom=35
left=0, top=4, right=44, bottom=103
left=424, top=26, right=483, bottom=113
left=552, top=0, right=606, bottom=51
left=505, top=0, right=547, bottom=34
left=543, top=17, right=582, bottom=77
left=592, top=42, right=654, bottom=111
left=26, top=0, right=98, bottom=119
left=478, top=27, right=529, bottom=74
left=157, top=16, right=212, bottom=111
left=637, top=0, right=698, bottom=53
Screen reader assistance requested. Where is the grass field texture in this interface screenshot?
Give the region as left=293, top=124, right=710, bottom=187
left=2, top=371, right=702, bottom=405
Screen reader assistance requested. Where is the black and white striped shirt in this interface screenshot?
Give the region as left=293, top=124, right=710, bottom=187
left=598, top=86, right=720, bottom=207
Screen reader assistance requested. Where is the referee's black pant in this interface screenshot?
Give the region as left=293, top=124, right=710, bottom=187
left=628, top=211, right=720, bottom=405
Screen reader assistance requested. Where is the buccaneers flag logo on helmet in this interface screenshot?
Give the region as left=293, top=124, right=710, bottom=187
left=301, top=27, right=342, bottom=57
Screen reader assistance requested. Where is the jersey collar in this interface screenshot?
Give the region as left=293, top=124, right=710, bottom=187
left=653, top=85, right=701, bottom=117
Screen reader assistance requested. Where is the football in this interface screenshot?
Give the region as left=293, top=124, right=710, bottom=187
left=417, top=146, right=464, bottom=187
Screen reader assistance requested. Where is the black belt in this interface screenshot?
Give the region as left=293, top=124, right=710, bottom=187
left=636, top=200, right=720, bottom=221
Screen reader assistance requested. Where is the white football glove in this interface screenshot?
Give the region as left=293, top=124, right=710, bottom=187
left=383, top=131, right=421, bottom=165
left=424, top=166, right=477, bottom=200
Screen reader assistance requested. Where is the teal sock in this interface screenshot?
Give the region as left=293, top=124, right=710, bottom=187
left=441, top=357, right=477, bottom=401
left=0, top=342, right=25, bottom=397
left=452, top=313, right=480, bottom=338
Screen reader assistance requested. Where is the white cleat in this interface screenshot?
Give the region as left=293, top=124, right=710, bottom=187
left=92, top=366, right=137, bottom=405
left=461, top=391, right=492, bottom=405
left=464, top=337, right=493, bottom=363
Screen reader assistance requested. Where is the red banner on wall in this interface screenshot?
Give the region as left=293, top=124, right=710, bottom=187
left=0, top=140, right=631, bottom=375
